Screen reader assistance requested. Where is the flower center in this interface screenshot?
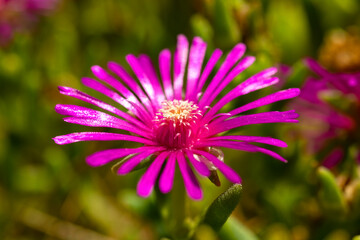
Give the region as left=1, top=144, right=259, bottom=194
left=153, top=100, right=202, bottom=149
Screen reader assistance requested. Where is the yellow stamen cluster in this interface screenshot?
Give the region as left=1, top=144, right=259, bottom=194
left=157, top=100, right=201, bottom=124
left=153, top=100, right=203, bottom=149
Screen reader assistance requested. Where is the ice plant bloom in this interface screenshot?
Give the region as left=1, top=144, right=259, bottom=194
left=54, top=35, right=300, bottom=200
left=0, top=0, right=58, bottom=46
left=292, top=58, right=360, bottom=168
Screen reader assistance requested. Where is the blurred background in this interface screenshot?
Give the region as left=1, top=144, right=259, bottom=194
left=1, top=0, right=360, bottom=239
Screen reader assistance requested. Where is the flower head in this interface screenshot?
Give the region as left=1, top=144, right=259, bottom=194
left=292, top=58, right=360, bottom=168
left=54, top=35, right=300, bottom=200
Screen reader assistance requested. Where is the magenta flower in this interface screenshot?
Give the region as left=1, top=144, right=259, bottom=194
left=25, top=0, right=58, bottom=13
left=0, top=22, right=12, bottom=46
left=293, top=58, right=360, bottom=168
left=54, top=35, right=300, bottom=200
left=0, top=0, right=58, bottom=45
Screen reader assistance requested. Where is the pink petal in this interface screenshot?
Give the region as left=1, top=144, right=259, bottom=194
left=185, top=150, right=211, bottom=177
left=81, top=77, right=139, bottom=112
left=211, top=88, right=300, bottom=125
left=91, top=66, right=138, bottom=104
left=205, top=135, right=288, bottom=148
left=86, top=147, right=153, bottom=167
left=107, top=61, right=155, bottom=116
left=186, top=37, right=207, bottom=101
left=117, top=150, right=159, bottom=175
left=159, top=152, right=177, bottom=193
left=209, top=56, right=255, bottom=102
left=230, top=88, right=301, bottom=115
left=56, top=104, right=152, bottom=138
left=202, top=70, right=279, bottom=124
left=137, top=151, right=169, bottom=197
left=159, top=49, right=174, bottom=100
left=199, top=43, right=246, bottom=108
left=322, top=148, right=344, bottom=169
left=126, top=54, right=159, bottom=108
left=196, top=49, right=223, bottom=97
left=200, top=55, right=254, bottom=108
left=58, top=86, right=149, bottom=130
left=173, top=34, right=189, bottom=100
left=192, top=150, right=241, bottom=183
left=177, top=151, right=203, bottom=200
left=304, top=58, right=329, bottom=78
left=138, top=54, right=165, bottom=103
left=205, top=76, right=279, bottom=124
left=81, top=77, right=153, bottom=125
left=53, top=132, right=155, bottom=145
left=196, top=140, right=288, bottom=162
left=206, top=110, right=299, bottom=136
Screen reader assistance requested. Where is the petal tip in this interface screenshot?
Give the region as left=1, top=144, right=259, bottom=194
left=57, top=86, right=66, bottom=92
left=192, top=36, right=205, bottom=44
left=52, top=136, right=62, bottom=145
left=236, top=42, right=246, bottom=51
left=91, top=65, right=102, bottom=73
left=188, top=191, right=203, bottom=200
left=293, top=88, right=301, bottom=96
left=107, top=61, right=118, bottom=69
left=233, top=175, right=242, bottom=184
left=136, top=185, right=152, bottom=198
left=85, top=157, right=100, bottom=167
left=117, top=167, right=128, bottom=175
left=159, top=180, right=172, bottom=194
left=54, top=104, right=64, bottom=113
left=177, top=34, right=187, bottom=40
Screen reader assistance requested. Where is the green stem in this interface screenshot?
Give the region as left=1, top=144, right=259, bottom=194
left=171, top=175, right=188, bottom=239
left=156, top=169, right=189, bottom=240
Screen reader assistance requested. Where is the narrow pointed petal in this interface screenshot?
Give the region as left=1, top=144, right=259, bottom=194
left=55, top=104, right=115, bottom=120
left=229, top=88, right=301, bottom=116
left=206, top=110, right=299, bottom=136
left=304, top=57, right=330, bottom=77
left=81, top=77, right=133, bottom=109
left=200, top=55, right=254, bottom=108
left=192, top=150, right=241, bottom=183
left=126, top=54, right=160, bottom=108
left=63, top=117, right=152, bottom=137
left=117, top=150, right=158, bottom=175
left=86, top=147, right=150, bottom=167
left=107, top=61, right=155, bottom=115
left=81, top=77, right=153, bottom=125
left=196, top=140, right=288, bottom=162
left=137, top=151, right=169, bottom=197
left=91, top=65, right=138, bottom=104
left=177, top=151, right=203, bottom=200
left=173, top=34, right=189, bottom=100
left=205, top=135, right=288, bottom=147
left=199, top=43, right=246, bottom=108
left=186, top=37, right=207, bottom=101
left=55, top=104, right=152, bottom=137
left=58, top=86, right=150, bottom=130
left=322, top=148, right=344, bottom=169
left=196, top=49, right=223, bottom=95
left=159, top=49, right=174, bottom=100
left=53, top=132, right=155, bottom=145
left=138, top=54, right=165, bottom=102
left=159, top=152, right=177, bottom=193
left=185, top=150, right=211, bottom=177
left=209, top=56, right=256, bottom=103
left=203, top=74, right=279, bottom=123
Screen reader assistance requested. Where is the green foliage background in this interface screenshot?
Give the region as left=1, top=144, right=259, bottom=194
left=0, top=0, right=360, bottom=239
